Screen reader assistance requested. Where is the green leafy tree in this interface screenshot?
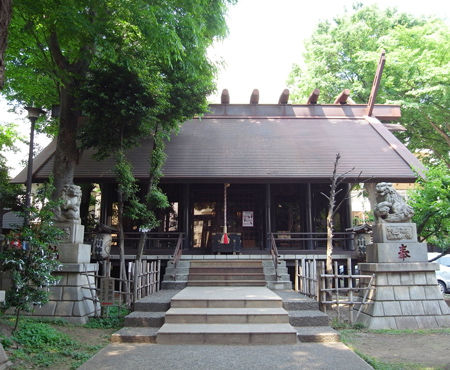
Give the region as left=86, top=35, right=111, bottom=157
left=409, top=164, right=450, bottom=251
left=287, top=4, right=449, bottom=166
left=3, top=0, right=233, bottom=199
left=0, top=123, right=23, bottom=236
left=1, top=182, right=62, bottom=332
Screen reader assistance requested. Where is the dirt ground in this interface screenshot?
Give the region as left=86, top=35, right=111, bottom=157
left=328, top=297, right=450, bottom=369
left=341, top=329, right=450, bottom=368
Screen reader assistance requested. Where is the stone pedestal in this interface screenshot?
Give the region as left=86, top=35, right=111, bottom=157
left=356, top=223, right=450, bottom=329
left=28, top=220, right=100, bottom=324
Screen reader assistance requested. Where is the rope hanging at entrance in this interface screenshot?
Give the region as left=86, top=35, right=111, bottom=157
left=220, top=183, right=230, bottom=244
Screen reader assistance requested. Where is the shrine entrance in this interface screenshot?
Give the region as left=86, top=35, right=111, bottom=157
left=191, top=184, right=265, bottom=251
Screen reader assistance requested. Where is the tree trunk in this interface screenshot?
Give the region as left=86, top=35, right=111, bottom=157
left=52, top=84, right=81, bottom=199
left=117, top=188, right=127, bottom=284
left=0, top=0, right=12, bottom=89
left=136, top=126, right=159, bottom=261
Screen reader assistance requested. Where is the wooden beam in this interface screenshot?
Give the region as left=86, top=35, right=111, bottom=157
left=334, top=89, right=350, bottom=104
left=250, top=89, right=259, bottom=104
left=367, top=51, right=386, bottom=116
left=206, top=103, right=401, bottom=121
left=306, top=88, right=320, bottom=104
left=221, top=89, right=230, bottom=104
left=278, top=89, right=289, bottom=104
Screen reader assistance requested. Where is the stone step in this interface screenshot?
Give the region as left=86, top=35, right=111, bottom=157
left=170, top=287, right=283, bottom=308
left=274, top=290, right=321, bottom=311
left=288, top=310, right=330, bottom=327
left=190, top=261, right=263, bottom=268
left=161, top=281, right=188, bottom=290
left=111, top=327, right=158, bottom=343
left=189, top=267, right=264, bottom=274
left=165, top=307, right=289, bottom=324
left=188, top=273, right=266, bottom=281
left=156, top=323, right=297, bottom=344
left=124, top=311, right=165, bottom=327
left=133, top=289, right=180, bottom=312
left=164, top=267, right=190, bottom=275
left=187, top=280, right=267, bottom=287
left=266, top=281, right=293, bottom=290
left=295, top=326, right=340, bottom=343
left=163, top=274, right=189, bottom=282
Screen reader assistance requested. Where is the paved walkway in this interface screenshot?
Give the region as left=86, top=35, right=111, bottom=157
left=79, top=342, right=372, bottom=369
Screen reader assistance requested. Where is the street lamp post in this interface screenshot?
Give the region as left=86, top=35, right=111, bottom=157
left=24, top=107, right=45, bottom=226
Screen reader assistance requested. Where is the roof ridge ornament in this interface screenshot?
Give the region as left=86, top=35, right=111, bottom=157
left=250, top=89, right=259, bottom=104
left=278, top=89, right=289, bottom=104
left=221, top=89, right=230, bottom=104
left=306, top=88, right=320, bottom=104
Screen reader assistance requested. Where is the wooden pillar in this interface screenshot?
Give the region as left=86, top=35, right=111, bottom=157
left=99, top=183, right=111, bottom=225
left=182, top=184, right=191, bottom=250
left=306, top=183, right=314, bottom=250
left=345, top=183, right=355, bottom=250
left=265, top=184, right=271, bottom=250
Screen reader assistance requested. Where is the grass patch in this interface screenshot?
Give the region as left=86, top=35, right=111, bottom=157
left=0, top=317, right=110, bottom=369
left=84, top=305, right=129, bottom=329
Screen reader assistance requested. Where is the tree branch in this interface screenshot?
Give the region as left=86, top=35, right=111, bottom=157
left=48, top=31, right=69, bottom=71
left=425, top=116, right=450, bottom=147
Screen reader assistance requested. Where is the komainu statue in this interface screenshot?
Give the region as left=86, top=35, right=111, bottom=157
left=55, top=184, right=82, bottom=222
left=373, top=182, right=414, bottom=223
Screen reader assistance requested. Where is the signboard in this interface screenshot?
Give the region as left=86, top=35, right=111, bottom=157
left=242, top=211, right=254, bottom=227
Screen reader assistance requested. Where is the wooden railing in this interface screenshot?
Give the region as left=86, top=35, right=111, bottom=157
left=109, top=231, right=183, bottom=251
left=270, top=233, right=279, bottom=278
left=171, top=233, right=184, bottom=268
left=272, top=231, right=355, bottom=250
left=294, top=256, right=375, bottom=323
left=82, top=259, right=162, bottom=311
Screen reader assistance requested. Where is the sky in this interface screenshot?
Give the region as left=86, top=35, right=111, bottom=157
left=1, top=0, right=449, bottom=176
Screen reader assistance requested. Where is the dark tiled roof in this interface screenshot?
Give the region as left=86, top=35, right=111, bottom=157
left=13, top=114, right=423, bottom=183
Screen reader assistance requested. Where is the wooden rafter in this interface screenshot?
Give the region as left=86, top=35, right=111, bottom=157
left=307, top=88, right=320, bottom=104
left=278, top=89, right=289, bottom=104
left=367, top=51, right=386, bottom=116
left=334, top=89, right=350, bottom=104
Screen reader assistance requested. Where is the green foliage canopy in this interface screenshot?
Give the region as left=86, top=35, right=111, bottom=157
left=3, top=0, right=233, bottom=197
left=287, top=4, right=450, bottom=166
left=409, top=164, right=450, bottom=251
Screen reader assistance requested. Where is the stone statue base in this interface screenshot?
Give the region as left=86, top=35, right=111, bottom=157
left=356, top=261, right=450, bottom=329
left=30, top=263, right=100, bottom=324
left=355, top=223, right=450, bottom=329
left=25, top=220, right=100, bottom=324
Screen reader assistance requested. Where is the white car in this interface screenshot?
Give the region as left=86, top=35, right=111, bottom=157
left=436, top=264, right=450, bottom=294
left=429, top=253, right=450, bottom=294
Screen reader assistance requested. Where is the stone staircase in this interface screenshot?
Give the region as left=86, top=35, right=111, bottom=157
left=112, top=287, right=339, bottom=344
left=187, top=260, right=266, bottom=286
left=161, top=258, right=292, bottom=290
left=157, top=286, right=297, bottom=344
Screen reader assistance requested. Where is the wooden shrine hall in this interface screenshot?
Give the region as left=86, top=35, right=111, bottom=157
left=13, top=86, right=423, bottom=257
